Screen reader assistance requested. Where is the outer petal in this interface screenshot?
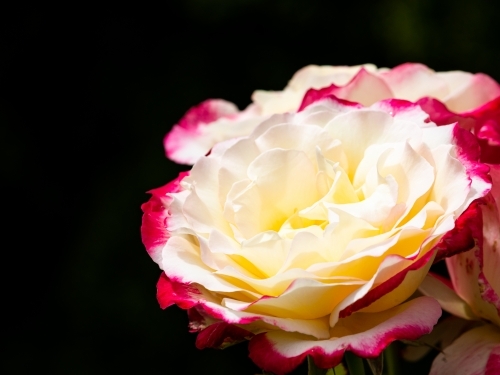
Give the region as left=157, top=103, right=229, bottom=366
left=381, top=63, right=449, bottom=103
left=195, top=322, right=254, bottom=349
left=248, top=297, right=441, bottom=375
left=430, top=325, right=500, bottom=375
left=140, top=172, right=189, bottom=265
left=433, top=200, right=483, bottom=263
left=298, top=68, right=393, bottom=110
left=338, top=248, right=435, bottom=319
left=477, top=192, right=500, bottom=313
left=164, top=99, right=260, bottom=165
left=452, top=125, right=492, bottom=204
left=417, top=96, right=500, bottom=164
left=419, top=273, right=478, bottom=320
left=471, top=97, right=500, bottom=164
left=156, top=273, right=331, bottom=339
left=442, top=72, right=500, bottom=112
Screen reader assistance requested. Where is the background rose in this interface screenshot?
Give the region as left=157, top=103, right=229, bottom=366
left=165, top=63, right=500, bottom=165
left=419, top=164, right=500, bottom=375
left=143, top=97, right=490, bottom=373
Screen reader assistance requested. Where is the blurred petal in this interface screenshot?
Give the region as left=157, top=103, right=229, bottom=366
left=419, top=273, right=478, bottom=320
left=430, top=325, right=500, bottom=375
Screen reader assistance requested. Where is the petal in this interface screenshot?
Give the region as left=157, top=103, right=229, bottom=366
left=248, top=297, right=441, bottom=375
left=433, top=200, right=483, bottom=262
left=156, top=272, right=332, bottom=339
left=419, top=273, right=478, bottom=320
left=339, top=248, right=435, bottom=318
left=478, top=192, right=500, bottom=313
left=442, top=72, right=500, bottom=112
left=195, top=322, right=254, bottom=349
left=140, top=172, right=189, bottom=265
left=452, top=125, right=492, bottom=204
left=299, top=68, right=393, bottom=110
left=447, top=248, right=500, bottom=326
left=430, top=325, right=500, bottom=375
left=164, top=99, right=240, bottom=164
left=380, top=63, right=449, bottom=102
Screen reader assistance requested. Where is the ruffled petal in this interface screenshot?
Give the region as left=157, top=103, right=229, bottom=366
left=140, top=172, right=189, bottom=265
left=248, top=297, right=441, bottom=375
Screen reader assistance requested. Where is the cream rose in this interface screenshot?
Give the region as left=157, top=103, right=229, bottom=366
left=142, top=97, right=490, bottom=373
left=164, top=63, right=500, bottom=165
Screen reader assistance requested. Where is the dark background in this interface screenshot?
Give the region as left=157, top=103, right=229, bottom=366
left=3, top=1, right=499, bottom=374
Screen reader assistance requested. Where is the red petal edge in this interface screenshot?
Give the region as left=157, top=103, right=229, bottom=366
left=433, top=200, right=483, bottom=263
left=339, top=249, right=435, bottom=318
left=486, top=346, right=500, bottom=375
left=156, top=271, right=200, bottom=310
left=195, top=322, right=254, bottom=350
left=163, top=99, right=239, bottom=163
left=249, top=298, right=441, bottom=375
left=140, top=172, right=189, bottom=263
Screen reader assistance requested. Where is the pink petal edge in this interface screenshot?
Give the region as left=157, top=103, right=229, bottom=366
left=339, top=248, right=435, bottom=318
left=164, top=99, right=239, bottom=164
left=140, top=171, right=189, bottom=264
left=249, top=297, right=441, bottom=375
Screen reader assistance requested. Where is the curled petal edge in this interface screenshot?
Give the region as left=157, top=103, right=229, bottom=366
left=140, top=172, right=189, bottom=264
left=248, top=297, right=441, bottom=375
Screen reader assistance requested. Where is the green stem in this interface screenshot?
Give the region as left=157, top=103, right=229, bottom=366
left=344, top=352, right=365, bottom=375
left=383, top=343, right=398, bottom=375
left=308, top=356, right=329, bottom=375
left=366, top=353, right=383, bottom=375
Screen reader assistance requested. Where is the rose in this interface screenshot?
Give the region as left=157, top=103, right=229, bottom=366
left=142, top=96, right=490, bottom=373
left=164, top=63, right=500, bottom=165
left=419, top=164, right=500, bottom=375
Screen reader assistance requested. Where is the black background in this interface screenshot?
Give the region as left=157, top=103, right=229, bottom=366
left=3, top=1, right=500, bottom=374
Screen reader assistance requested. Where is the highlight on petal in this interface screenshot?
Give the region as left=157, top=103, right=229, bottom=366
left=430, top=325, right=500, bottom=375
left=381, top=63, right=448, bottom=101
left=248, top=297, right=441, bottom=375
left=441, top=72, right=500, bottom=112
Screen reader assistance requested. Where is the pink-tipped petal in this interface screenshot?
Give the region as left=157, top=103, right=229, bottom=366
left=486, top=345, right=500, bottom=375
left=339, top=249, right=435, bottom=318
left=417, top=96, right=500, bottom=164
left=416, top=97, right=466, bottom=127
left=195, top=322, right=254, bottom=349
left=164, top=99, right=240, bottom=165
left=453, top=125, right=491, bottom=197
left=249, top=297, right=441, bottom=375
left=445, top=73, right=500, bottom=112
left=466, top=97, right=500, bottom=163
left=298, top=68, right=393, bottom=111
left=156, top=272, right=200, bottom=310
left=140, top=172, right=189, bottom=264
left=476, top=192, right=500, bottom=313
left=298, top=89, right=362, bottom=111
left=430, top=325, right=500, bottom=375
left=433, top=200, right=483, bottom=263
